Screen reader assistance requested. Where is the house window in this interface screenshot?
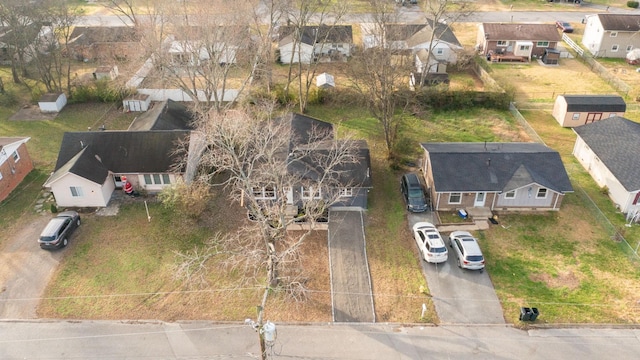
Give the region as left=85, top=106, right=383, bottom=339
left=253, top=186, right=277, bottom=200
left=70, top=186, right=84, bottom=197
left=536, top=188, right=548, bottom=199
left=610, top=32, right=618, bottom=37
left=536, top=41, right=549, bottom=47
left=0, top=170, right=3, bottom=181
left=449, top=192, right=461, bottom=204
left=609, top=113, right=617, bottom=118
left=611, top=44, right=619, bottom=52
left=12, top=151, right=20, bottom=162
left=144, top=174, right=171, bottom=185
left=435, top=48, right=444, bottom=55
left=572, top=113, right=580, bottom=120
left=339, top=188, right=353, bottom=198
left=497, top=41, right=507, bottom=46
left=301, top=186, right=322, bottom=200
left=519, top=45, right=530, bottom=51
left=504, top=190, right=516, bottom=199
left=627, top=45, right=633, bottom=52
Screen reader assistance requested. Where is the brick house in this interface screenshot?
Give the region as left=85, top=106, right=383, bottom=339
left=0, top=137, right=33, bottom=202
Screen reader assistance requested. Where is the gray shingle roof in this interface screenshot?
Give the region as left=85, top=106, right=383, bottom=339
left=46, top=146, right=110, bottom=186
left=127, top=100, right=196, bottom=131
left=597, top=14, right=640, bottom=32
left=406, top=19, right=462, bottom=48
left=421, top=142, right=573, bottom=193
left=482, top=23, right=561, bottom=42
left=573, top=117, right=640, bottom=191
left=54, top=131, right=190, bottom=174
left=562, top=95, right=626, bottom=112
left=68, top=26, right=141, bottom=45
left=278, top=25, right=353, bottom=46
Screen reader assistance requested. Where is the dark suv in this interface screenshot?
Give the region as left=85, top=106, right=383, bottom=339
left=38, top=211, right=81, bottom=250
left=400, top=173, right=428, bottom=212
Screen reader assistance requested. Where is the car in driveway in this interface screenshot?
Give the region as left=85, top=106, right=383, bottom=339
left=555, top=20, right=573, bottom=33
left=400, top=173, right=428, bottom=213
left=38, top=211, right=81, bottom=250
left=412, top=222, right=448, bottom=264
left=449, top=230, right=485, bottom=272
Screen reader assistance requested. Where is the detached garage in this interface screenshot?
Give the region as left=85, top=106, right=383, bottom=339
left=38, top=92, right=67, bottom=113
left=552, top=94, right=626, bottom=127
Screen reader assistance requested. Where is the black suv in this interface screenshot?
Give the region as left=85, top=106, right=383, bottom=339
left=38, top=211, right=81, bottom=250
left=400, top=173, right=428, bottom=212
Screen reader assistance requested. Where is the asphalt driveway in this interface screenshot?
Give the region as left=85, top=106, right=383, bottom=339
left=408, top=212, right=505, bottom=324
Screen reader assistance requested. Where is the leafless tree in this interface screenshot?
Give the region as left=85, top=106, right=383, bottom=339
left=0, top=0, right=39, bottom=84
left=105, top=0, right=141, bottom=27
left=248, top=0, right=289, bottom=92
left=280, top=1, right=349, bottom=113
left=175, top=105, right=362, bottom=292
left=349, top=0, right=414, bottom=159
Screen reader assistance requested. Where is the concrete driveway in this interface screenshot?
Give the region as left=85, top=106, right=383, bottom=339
left=408, top=212, right=505, bottom=324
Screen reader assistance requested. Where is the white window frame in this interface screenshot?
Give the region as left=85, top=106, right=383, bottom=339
left=536, top=188, right=548, bottom=199
left=339, top=188, right=353, bottom=198
left=253, top=186, right=277, bottom=200
left=627, top=45, right=633, bottom=52
left=449, top=192, right=462, bottom=204
left=536, top=41, right=549, bottom=47
left=0, top=170, right=3, bottom=181
left=301, top=186, right=322, bottom=200
left=504, top=190, right=516, bottom=199
left=611, top=44, right=619, bottom=52
left=70, top=186, right=84, bottom=197
left=144, top=174, right=171, bottom=185
left=435, top=47, right=444, bottom=55
left=572, top=113, right=580, bottom=120
left=519, top=45, right=530, bottom=51
left=496, top=40, right=508, bottom=46
left=610, top=31, right=618, bottom=37
left=12, top=150, right=20, bottom=162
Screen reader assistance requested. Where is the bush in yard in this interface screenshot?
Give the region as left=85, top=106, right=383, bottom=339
left=158, top=178, right=211, bottom=219
left=0, top=89, right=18, bottom=107
left=627, top=1, right=639, bottom=8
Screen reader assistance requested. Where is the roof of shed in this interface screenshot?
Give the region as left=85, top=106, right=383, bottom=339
left=561, top=95, right=626, bottom=112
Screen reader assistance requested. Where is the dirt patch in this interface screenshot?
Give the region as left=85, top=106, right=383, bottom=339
left=9, top=106, right=59, bottom=121
left=530, top=271, right=581, bottom=291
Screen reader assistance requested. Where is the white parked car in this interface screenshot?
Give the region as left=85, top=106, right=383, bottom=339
left=412, top=222, right=448, bottom=264
left=449, top=230, right=485, bottom=272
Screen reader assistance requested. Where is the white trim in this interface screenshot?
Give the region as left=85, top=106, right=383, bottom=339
left=449, top=192, right=462, bottom=204
left=536, top=188, right=548, bottom=199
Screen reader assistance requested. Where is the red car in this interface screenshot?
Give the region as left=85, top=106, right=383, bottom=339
left=556, top=20, right=574, bottom=33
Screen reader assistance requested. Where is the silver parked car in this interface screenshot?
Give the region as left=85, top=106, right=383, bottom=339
left=449, top=230, right=485, bottom=271
left=412, top=222, right=448, bottom=264
left=38, top=211, right=81, bottom=250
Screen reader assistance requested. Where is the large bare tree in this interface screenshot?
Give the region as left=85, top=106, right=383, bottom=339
left=176, top=105, right=362, bottom=292
left=349, top=0, right=413, bottom=159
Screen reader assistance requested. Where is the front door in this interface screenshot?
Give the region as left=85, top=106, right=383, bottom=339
left=474, top=192, right=486, bottom=207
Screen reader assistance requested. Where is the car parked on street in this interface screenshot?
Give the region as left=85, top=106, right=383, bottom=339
left=412, top=222, right=448, bottom=263
left=400, top=173, right=428, bottom=213
left=38, top=211, right=81, bottom=250
left=449, top=230, right=485, bottom=272
left=555, top=20, right=573, bottom=33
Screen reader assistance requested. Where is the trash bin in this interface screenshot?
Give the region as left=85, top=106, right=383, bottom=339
left=458, top=209, right=468, bottom=219
left=519, top=307, right=532, bottom=321
left=530, top=308, right=539, bottom=321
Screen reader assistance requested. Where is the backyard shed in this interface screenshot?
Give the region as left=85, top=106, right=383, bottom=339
left=93, top=65, right=119, bottom=80
left=542, top=48, right=560, bottom=65
left=38, top=92, right=67, bottom=113
left=123, top=93, right=151, bottom=112
left=552, top=94, right=626, bottom=127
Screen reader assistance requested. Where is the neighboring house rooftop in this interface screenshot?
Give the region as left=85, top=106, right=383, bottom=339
left=68, top=26, right=141, bottom=45
left=596, top=13, right=640, bottom=32
left=128, top=100, right=196, bottom=131
left=279, top=25, right=353, bottom=46
left=406, top=19, right=462, bottom=48
left=0, top=137, right=30, bottom=164
left=53, top=130, right=190, bottom=174
left=481, top=23, right=561, bottom=41
left=383, top=24, right=427, bottom=42
left=562, top=95, right=626, bottom=113
left=573, top=116, right=640, bottom=191
left=421, top=142, right=573, bottom=193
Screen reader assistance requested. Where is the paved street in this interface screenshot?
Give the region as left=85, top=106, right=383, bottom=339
left=1, top=320, right=639, bottom=359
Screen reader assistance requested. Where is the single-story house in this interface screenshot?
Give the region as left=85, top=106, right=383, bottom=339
left=67, top=26, right=142, bottom=62
left=0, top=23, right=54, bottom=66
left=0, top=137, right=33, bottom=202
left=572, top=116, right=640, bottom=214
left=38, top=92, right=67, bottom=113
left=421, top=142, right=573, bottom=212
left=278, top=25, right=353, bottom=64
left=476, top=23, right=562, bottom=61
left=582, top=14, right=640, bottom=58
left=552, top=94, right=626, bottom=127
left=166, top=26, right=246, bottom=67
left=43, top=130, right=198, bottom=207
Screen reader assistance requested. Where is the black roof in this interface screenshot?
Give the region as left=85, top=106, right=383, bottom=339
left=573, top=117, right=640, bottom=191
left=54, top=131, right=190, bottom=174
left=562, top=95, right=626, bottom=113
left=279, top=25, right=353, bottom=46
left=421, top=142, right=573, bottom=193
left=46, top=146, right=110, bottom=186
left=128, top=100, right=196, bottom=131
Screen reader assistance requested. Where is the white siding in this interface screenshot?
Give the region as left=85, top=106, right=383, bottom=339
left=279, top=42, right=314, bottom=64
left=50, top=173, right=113, bottom=207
